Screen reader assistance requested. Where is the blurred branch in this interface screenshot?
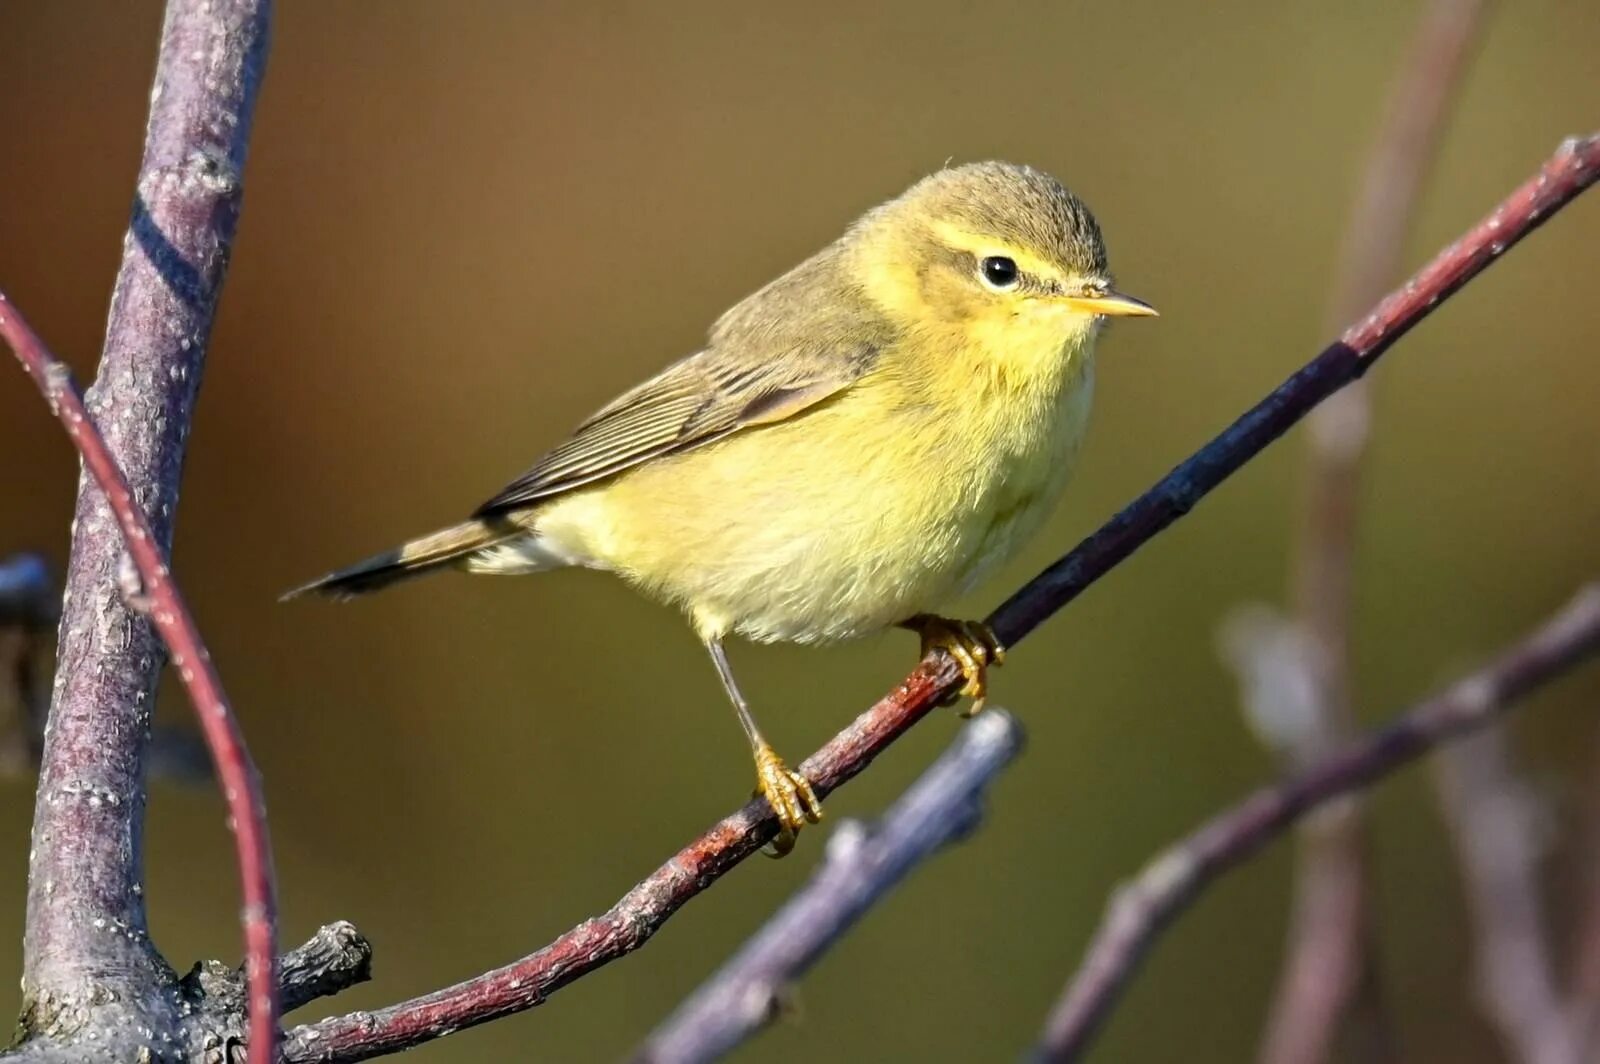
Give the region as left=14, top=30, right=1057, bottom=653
left=0, top=554, right=211, bottom=781
left=1433, top=729, right=1577, bottom=1064
left=631, top=711, right=1025, bottom=1064
left=0, top=554, right=54, bottom=629
left=1263, top=2, right=1490, bottom=1060
left=0, top=554, right=53, bottom=771
left=1033, top=585, right=1600, bottom=1064
left=0, top=1, right=277, bottom=1061
left=279, top=136, right=1600, bottom=1064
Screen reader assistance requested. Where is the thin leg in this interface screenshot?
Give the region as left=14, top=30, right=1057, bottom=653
left=705, top=638, right=822, bottom=856
left=899, top=614, right=1007, bottom=716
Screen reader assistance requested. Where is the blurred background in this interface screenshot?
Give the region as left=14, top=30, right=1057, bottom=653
left=1, top=2, right=1597, bottom=1061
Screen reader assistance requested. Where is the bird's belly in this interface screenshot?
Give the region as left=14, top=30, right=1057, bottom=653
left=541, top=368, right=1092, bottom=644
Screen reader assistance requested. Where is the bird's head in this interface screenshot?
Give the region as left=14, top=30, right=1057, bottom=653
left=851, top=162, right=1155, bottom=349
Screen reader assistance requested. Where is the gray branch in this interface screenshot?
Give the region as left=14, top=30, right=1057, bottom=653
left=11, top=0, right=271, bottom=1058
left=631, top=710, right=1025, bottom=1064
left=1033, top=585, right=1600, bottom=1063
left=1433, top=729, right=1577, bottom=1064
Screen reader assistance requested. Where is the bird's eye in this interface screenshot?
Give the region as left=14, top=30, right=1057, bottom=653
left=979, top=256, right=1020, bottom=290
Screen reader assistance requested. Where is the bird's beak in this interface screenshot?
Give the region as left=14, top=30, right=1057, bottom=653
left=1061, top=290, right=1159, bottom=318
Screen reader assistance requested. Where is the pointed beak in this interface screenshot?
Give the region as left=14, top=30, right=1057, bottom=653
left=1061, top=290, right=1159, bottom=318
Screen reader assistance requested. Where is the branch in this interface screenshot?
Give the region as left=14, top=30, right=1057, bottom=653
left=1433, top=729, right=1576, bottom=1064
left=0, top=291, right=279, bottom=1060
left=180, top=921, right=374, bottom=1022
left=277, top=134, right=1600, bottom=1063
left=1, top=2, right=276, bottom=1058
left=1032, top=584, right=1600, bottom=1064
left=1263, top=2, right=1490, bottom=1059
left=631, top=710, right=1025, bottom=1064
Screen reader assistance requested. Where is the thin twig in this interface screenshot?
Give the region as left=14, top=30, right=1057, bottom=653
left=277, top=135, right=1600, bottom=1064
left=0, top=292, right=278, bottom=1057
left=632, top=710, right=1025, bottom=1064
left=1265, top=2, right=1489, bottom=1060
left=1433, top=729, right=1576, bottom=1064
left=1032, top=585, right=1600, bottom=1063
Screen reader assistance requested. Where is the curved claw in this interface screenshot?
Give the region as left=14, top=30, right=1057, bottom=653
left=904, top=615, right=1007, bottom=716
left=753, top=742, right=822, bottom=858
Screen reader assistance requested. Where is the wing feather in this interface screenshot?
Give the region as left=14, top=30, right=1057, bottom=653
left=473, top=244, right=891, bottom=515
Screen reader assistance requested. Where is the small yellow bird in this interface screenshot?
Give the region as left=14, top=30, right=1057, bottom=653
left=288, top=162, right=1154, bottom=853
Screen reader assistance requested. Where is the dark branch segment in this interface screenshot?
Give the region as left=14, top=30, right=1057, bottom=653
left=992, top=134, right=1599, bottom=649
left=1032, top=585, right=1600, bottom=1063
left=279, top=922, right=375, bottom=1014
left=632, top=711, right=1025, bottom=1064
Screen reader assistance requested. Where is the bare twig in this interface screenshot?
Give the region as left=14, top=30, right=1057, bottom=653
left=277, top=136, right=1600, bottom=1064
left=279, top=922, right=376, bottom=1014
left=0, top=291, right=279, bottom=1059
left=632, top=710, right=1025, bottom=1064
left=1264, top=2, right=1489, bottom=1060
left=2, top=4, right=276, bottom=1054
left=1033, top=585, right=1600, bottom=1064
left=1433, top=729, right=1576, bottom=1064
left=181, top=922, right=374, bottom=1026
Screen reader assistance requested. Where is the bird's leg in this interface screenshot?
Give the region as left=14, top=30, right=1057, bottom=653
left=899, top=614, right=1007, bottom=716
left=705, top=637, right=821, bottom=857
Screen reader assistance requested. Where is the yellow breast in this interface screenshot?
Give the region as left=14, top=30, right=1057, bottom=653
left=536, top=320, right=1098, bottom=644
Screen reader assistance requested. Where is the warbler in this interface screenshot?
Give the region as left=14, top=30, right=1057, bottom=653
left=288, top=162, right=1154, bottom=853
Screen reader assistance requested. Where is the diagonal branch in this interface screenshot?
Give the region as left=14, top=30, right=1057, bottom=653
left=631, top=710, right=1025, bottom=1064
left=0, top=290, right=279, bottom=1061
left=279, top=133, right=1599, bottom=1063
left=1031, top=585, right=1600, bottom=1064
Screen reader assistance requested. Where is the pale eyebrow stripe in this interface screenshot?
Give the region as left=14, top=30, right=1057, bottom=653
left=928, top=219, right=1065, bottom=284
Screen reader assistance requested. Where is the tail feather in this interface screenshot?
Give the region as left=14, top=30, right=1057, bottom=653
left=283, top=520, right=511, bottom=601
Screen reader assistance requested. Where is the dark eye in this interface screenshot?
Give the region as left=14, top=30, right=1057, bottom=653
left=979, top=256, right=1020, bottom=290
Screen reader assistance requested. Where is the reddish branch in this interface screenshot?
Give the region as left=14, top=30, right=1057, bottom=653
left=0, top=292, right=278, bottom=1059
left=1033, top=585, right=1600, bottom=1063
left=3, top=2, right=277, bottom=1060
left=1264, top=2, right=1489, bottom=1060
left=633, top=710, right=1025, bottom=1064
left=278, top=134, right=1600, bottom=1063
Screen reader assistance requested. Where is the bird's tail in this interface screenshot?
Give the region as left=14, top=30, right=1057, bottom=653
left=282, top=519, right=514, bottom=600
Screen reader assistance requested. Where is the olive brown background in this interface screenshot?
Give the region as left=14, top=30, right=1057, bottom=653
left=2, top=3, right=1598, bottom=1061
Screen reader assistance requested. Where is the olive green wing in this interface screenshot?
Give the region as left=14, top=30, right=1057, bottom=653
left=473, top=339, right=880, bottom=515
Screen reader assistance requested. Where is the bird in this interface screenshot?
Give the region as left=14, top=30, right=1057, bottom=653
left=286, top=161, right=1156, bottom=854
